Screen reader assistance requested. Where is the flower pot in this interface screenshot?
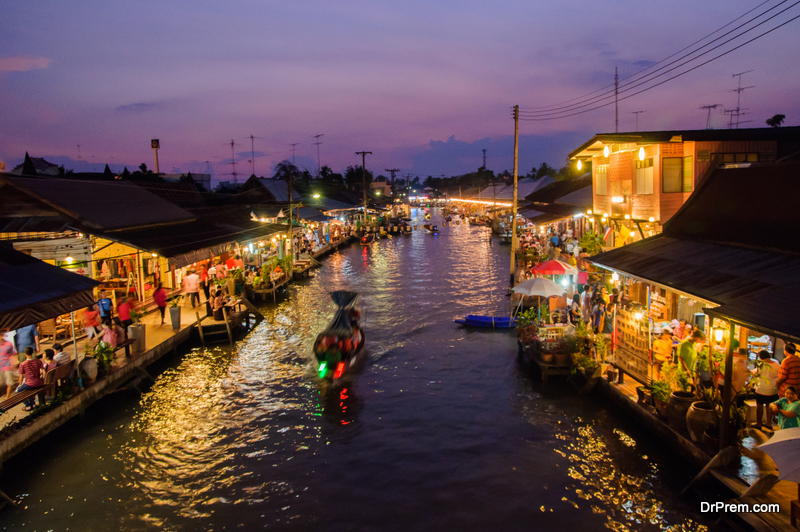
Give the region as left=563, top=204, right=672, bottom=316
left=667, top=391, right=696, bottom=433
left=170, top=306, right=182, bottom=330
left=686, top=401, right=719, bottom=443
left=541, top=353, right=554, bottom=363
left=554, top=353, right=569, bottom=366
left=654, top=398, right=670, bottom=418
left=128, top=323, right=146, bottom=354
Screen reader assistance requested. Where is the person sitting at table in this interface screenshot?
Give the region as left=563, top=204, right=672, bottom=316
left=111, top=318, right=126, bottom=346
left=770, top=386, right=800, bottom=430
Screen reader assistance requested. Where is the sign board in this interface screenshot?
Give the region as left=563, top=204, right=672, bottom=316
left=151, top=139, right=160, bottom=149
left=614, top=307, right=653, bottom=384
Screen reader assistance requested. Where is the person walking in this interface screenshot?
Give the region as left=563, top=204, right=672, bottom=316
left=153, top=283, right=167, bottom=325
left=117, top=297, right=132, bottom=339
left=183, top=269, right=201, bottom=308
left=0, top=333, right=16, bottom=399
left=776, top=343, right=800, bottom=397
left=13, top=323, right=39, bottom=364
left=753, top=350, right=781, bottom=430
left=96, top=289, right=113, bottom=321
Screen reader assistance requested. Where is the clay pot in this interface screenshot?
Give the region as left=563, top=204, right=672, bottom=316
left=686, top=401, right=719, bottom=443
left=667, top=391, right=696, bottom=433
left=541, top=353, right=554, bottom=363
left=554, top=353, right=569, bottom=366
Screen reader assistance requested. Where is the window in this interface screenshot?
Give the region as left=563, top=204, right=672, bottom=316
left=662, top=157, right=693, bottom=193
left=662, top=158, right=682, bottom=193
left=683, top=156, right=693, bottom=192
left=714, top=152, right=759, bottom=163
left=636, top=158, right=653, bottom=195
left=595, top=165, right=607, bottom=195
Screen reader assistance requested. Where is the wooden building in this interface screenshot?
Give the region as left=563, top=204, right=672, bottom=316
left=568, top=126, right=800, bottom=237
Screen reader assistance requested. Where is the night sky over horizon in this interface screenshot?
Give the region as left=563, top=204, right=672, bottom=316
left=2, top=0, right=799, bottom=182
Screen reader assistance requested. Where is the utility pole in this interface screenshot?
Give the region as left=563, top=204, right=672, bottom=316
left=631, top=111, right=645, bottom=132
left=290, top=143, right=298, bottom=165
left=729, top=70, right=754, bottom=129
left=151, top=139, right=160, bottom=174
left=510, top=105, right=519, bottom=288
left=356, top=151, right=372, bottom=229
left=700, top=104, right=721, bottom=129
left=248, top=134, right=261, bottom=176
left=385, top=168, right=400, bottom=201
left=615, top=67, right=619, bottom=133
left=312, top=134, right=324, bottom=174
left=287, top=166, right=294, bottom=274
left=404, top=173, right=412, bottom=199
left=230, top=140, right=237, bottom=184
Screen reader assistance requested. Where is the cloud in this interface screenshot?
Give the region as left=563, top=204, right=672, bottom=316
left=116, top=102, right=163, bottom=112
left=0, top=55, right=51, bottom=73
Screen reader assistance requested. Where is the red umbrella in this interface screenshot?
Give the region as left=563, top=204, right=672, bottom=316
left=531, top=259, right=578, bottom=276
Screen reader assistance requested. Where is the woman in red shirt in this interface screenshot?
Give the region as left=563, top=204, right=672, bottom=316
left=84, top=305, right=100, bottom=339
left=17, top=347, right=44, bottom=411
left=153, top=283, right=167, bottom=325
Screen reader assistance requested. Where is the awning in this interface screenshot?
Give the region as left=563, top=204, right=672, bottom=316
left=0, top=244, right=100, bottom=330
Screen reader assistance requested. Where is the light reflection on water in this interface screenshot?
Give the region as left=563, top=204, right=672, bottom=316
left=1, top=209, right=711, bottom=531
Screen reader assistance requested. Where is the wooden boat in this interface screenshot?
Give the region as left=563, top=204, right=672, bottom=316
left=313, top=291, right=366, bottom=383
left=360, top=233, right=375, bottom=245
left=498, top=232, right=513, bottom=244
left=423, top=224, right=439, bottom=234
left=454, top=314, right=516, bottom=328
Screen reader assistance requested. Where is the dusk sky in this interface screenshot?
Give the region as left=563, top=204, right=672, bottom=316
left=2, top=1, right=798, bottom=182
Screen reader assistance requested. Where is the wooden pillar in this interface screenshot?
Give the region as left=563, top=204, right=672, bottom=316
left=720, top=319, right=736, bottom=451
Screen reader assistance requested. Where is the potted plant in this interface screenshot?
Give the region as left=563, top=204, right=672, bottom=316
left=554, top=335, right=578, bottom=366
left=85, top=340, right=114, bottom=377
left=169, top=296, right=183, bottom=330
left=128, top=308, right=146, bottom=354
left=662, top=361, right=695, bottom=433
left=649, top=379, right=671, bottom=418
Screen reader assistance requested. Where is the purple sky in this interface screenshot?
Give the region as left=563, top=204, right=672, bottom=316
left=2, top=1, right=799, bottom=182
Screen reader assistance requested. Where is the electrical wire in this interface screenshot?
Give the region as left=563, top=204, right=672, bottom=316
left=518, top=9, right=800, bottom=121
left=520, top=0, right=795, bottom=117
left=522, top=0, right=780, bottom=112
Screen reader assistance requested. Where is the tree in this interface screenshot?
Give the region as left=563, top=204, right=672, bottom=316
left=139, top=163, right=148, bottom=173
left=273, top=160, right=299, bottom=181
left=766, top=114, right=785, bottom=128
left=345, top=165, right=373, bottom=192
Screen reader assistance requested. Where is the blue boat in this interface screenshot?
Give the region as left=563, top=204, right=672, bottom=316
left=455, top=314, right=516, bottom=328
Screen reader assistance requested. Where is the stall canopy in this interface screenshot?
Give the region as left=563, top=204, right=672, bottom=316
left=0, top=243, right=100, bottom=330
left=588, top=160, right=800, bottom=340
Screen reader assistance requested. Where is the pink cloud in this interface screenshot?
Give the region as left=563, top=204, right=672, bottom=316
left=0, top=55, right=51, bottom=73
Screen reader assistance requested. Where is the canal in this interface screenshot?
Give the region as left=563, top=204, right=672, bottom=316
left=1, top=208, right=711, bottom=531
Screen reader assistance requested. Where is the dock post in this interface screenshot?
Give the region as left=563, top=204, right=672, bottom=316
left=196, top=312, right=206, bottom=349
left=223, top=307, right=234, bottom=347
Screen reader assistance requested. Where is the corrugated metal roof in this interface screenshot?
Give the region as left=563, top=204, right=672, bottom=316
left=2, top=175, right=195, bottom=231
left=0, top=243, right=100, bottom=330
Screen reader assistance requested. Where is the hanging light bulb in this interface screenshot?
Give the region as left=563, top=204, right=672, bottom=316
left=714, top=329, right=724, bottom=342
left=603, top=145, right=610, bottom=158
left=639, top=147, right=645, bottom=161
left=66, top=255, right=73, bottom=263
left=576, top=160, right=583, bottom=171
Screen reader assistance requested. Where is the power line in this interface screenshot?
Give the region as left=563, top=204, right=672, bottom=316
left=522, top=0, right=800, bottom=120
left=522, top=0, right=778, bottom=112
left=518, top=8, right=800, bottom=121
